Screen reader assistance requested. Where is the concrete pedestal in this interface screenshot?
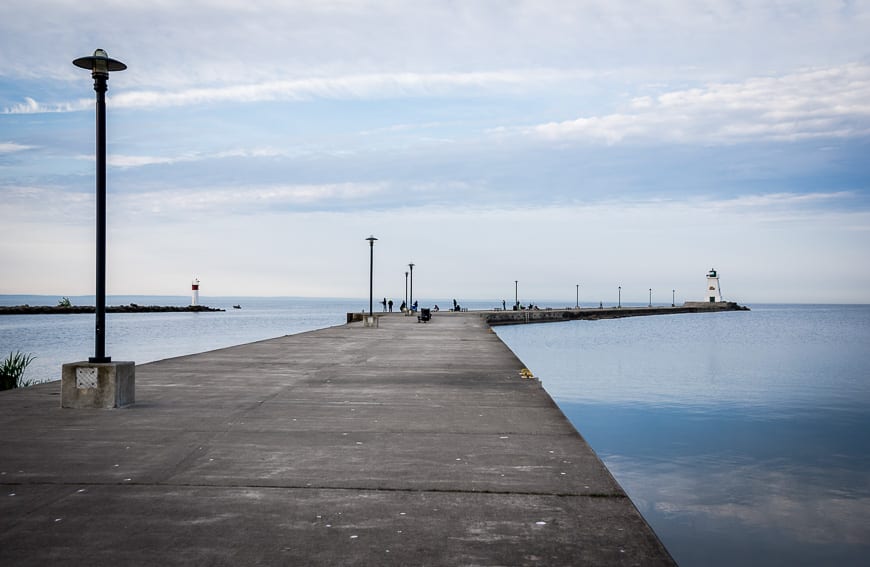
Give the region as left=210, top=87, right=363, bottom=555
left=61, top=361, right=135, bottom=408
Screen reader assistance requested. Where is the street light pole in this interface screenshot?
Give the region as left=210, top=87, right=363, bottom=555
left=515, top=280, right=518, bottom=309
left=408, top=263, right=415, bottom=309
left=73, top=49, right=126, bottom=364
left=366, top=236, right=377, bottom=319
left=649, top=288, right=652, bottom=308
left=405, top=271, right=409, bottom=307
left=672, top=289, right=676, bottom=307
left=618, top=285, right=621, bottom=308
left=576, top=284, right=579, bottom=309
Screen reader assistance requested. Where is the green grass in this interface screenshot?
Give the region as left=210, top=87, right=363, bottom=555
left=0, top=351, right=35, bottom=390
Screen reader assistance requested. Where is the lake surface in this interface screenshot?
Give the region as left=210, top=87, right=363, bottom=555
left=2, top=297, right=868, bottom=565
left=495, top=304, right=870, bottom=566
left=0, top=295, right=360, bottom=383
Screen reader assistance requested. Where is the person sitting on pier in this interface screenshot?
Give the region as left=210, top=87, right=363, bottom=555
left=433, top=305, right=440, bottom=311
left=412, top=300, right=418, bottom=312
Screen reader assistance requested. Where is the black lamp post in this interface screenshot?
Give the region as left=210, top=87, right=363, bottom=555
left=405, top=271, right=409, bottom=307
left=672, top=289, right=676, bottom=307
left=576, top=284, right=579, bottom=309
left=366, top=236, right=377, bottom=318
left=649, top=288, right=652, bottom=308
left=73, top=49, right=126, bottom=364
left=515, top=280, right=518, bottom=308
left=408, top=263, right=415, bottom=309
left=618, top=285, right=621, bottom=308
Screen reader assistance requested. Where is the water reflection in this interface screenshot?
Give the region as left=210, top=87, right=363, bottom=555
left=496, top=305, right=870, bottom=566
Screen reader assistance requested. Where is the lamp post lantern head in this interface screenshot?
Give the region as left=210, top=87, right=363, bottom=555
left=366, top=235, right=377, bottom=246
left=73, top=49, right=127, bottom=77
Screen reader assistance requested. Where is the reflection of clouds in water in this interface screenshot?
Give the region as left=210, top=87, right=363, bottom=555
left=498, top=308, right=870, bottom=410
left=605, top=454, right=870, bottom=546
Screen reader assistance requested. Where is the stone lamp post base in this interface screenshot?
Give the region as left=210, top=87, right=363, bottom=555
left=61, top=361, right=135, bottom=408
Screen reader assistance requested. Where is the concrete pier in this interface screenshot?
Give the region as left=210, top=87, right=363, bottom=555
left=483, top=302, right=749, bottom=326
left=0, top=313, right=674, bottom=566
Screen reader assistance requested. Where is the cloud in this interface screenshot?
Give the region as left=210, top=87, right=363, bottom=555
left=4, top=186, right=869, bottom=300
left=4, top=69, right=581, bottom=114
left=119, top=182, right=392, bottom=214
left=0, top=141, right=36, bottom=153
left=72, top=147, right=287, bottom=168
left=524, top=64, right=870, bottom=145
left=1, top=97, right=90, bottom=114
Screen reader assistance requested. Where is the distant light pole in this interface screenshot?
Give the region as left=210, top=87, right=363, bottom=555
left=366, top=236, right=377, bottom=318
left=405, top=271, right=409, bottom=307
left=73, top=49, right=126, bottom=363
left=576, top=284, right=579, bottom=309
left=649, top=288, right=652, bottom=307
left=515, top=280, right=518, bottom=309
left=672, top=289, right=676, bottom=307
left=618, top=285, right=621, bottom=309
left=408, top=263, right=415, bottom=308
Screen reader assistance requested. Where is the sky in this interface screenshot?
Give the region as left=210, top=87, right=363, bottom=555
left=1, top=1, right=869, bottom=304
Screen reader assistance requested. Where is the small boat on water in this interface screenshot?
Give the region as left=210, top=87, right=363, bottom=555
left=233, top=304, right=241, bottom=309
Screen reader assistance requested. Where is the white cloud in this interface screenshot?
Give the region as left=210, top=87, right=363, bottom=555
left=525, top=64, right=870, bottom=144
left=0, top=141, right=36, bottom=153
left=4, top=186, right=867, bottom=302
left=119, top=182, right=391, bottom=214
left=69, top=147, right=289, bottom=168
left=4, top=69, right=581, bottom=114
left=2, top=97, right=90, bottom=114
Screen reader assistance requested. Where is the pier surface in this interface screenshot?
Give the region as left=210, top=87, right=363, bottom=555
left=0, top=313, right=674, bottom=566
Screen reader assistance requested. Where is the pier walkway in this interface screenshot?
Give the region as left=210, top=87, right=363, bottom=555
left=1, top=312, right=674, bottom=566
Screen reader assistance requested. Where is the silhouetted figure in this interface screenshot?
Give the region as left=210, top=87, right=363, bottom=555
left=502, top=299, right=506, bottom=310
left=382, top=297, right=387, bottom=312
left=388, top=299, right=393, bottom=312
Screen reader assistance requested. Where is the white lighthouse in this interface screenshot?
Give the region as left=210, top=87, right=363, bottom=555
left=705, top=269, right=722, bottom=303
left=191, top=278, right=200, bottom=306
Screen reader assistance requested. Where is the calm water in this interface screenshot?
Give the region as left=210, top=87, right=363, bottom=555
left=3, top=298, right=868, bottom=565
left=495, top=305, right=870, bottom=566
left=0, top=295, right=360, bottom=383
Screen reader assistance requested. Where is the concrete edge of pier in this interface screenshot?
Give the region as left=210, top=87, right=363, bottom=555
left=1, top=308, right=678, bottom=566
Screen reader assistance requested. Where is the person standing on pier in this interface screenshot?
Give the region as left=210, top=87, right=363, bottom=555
left=388, top=299, right=393, bottom=312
